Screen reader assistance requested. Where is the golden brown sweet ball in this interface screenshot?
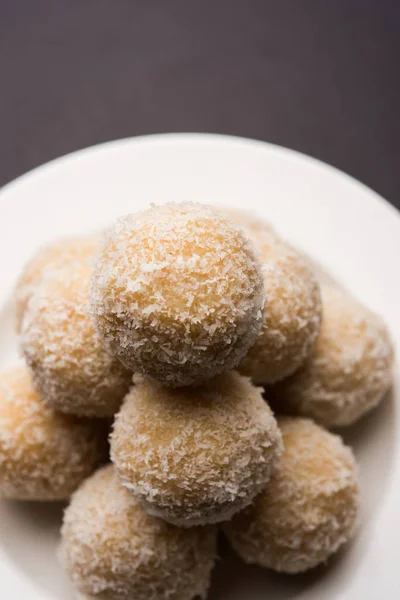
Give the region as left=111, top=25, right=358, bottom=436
left=111, top=371, right=283, bottom=527
left=269, top=286, right=394, bottom=427
left=239, top=238, right=322, bottom=384
left=90, top=202, right=265, bottom=387
left=60, top=465, right=217, bottom=600
left=20, top=263, right=132, bottom=418
left=15, top=234, right=100, bottom=333
left=224, top=417, right=360, bottom=574
left=0, top=364, right=107, bottom=501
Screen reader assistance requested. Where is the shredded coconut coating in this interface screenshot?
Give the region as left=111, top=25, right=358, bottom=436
left=15, top=234, right=101, bottom=333
left=90, top=203, right=265, bottom=387
left=20, top=264, right=132, bottom=418
left=269, top=286, right=394, bottom=427
left=111, top=371, right=283, bottom=527
left=0, top=364, right=108, bottom=501
left=224, top=417, right=360, bottom=574
left=60, top=465, right=217, bottom=600
left=239, top=239, right=322, bottom=384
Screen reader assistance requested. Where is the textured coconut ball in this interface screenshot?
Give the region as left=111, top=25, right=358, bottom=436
left=90, top=202, right=265, bottom=387
left=15, top=234, right=101, bottom=333
left=0, top=364, right=107, bottom=501
left=239, top=239, right=322, bottom=384
left=111, top=371, right=283, bottom=527
left=60, top=465, right=217, bottom=600
left=269, top=286, right=394, bottom=427
left=224, top=417, right=360, bottom=574
left=21, top=263, right=132, bottom=418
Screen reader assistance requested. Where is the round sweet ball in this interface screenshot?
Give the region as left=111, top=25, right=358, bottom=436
left=21, top=263, right=132, bottom=418
left=111, top=371, right=283, bottom=527
left=224, top=417, right=360, bottom=574
left=269, top=285, right=394, bottom=427
left=90, top=202, right=265, bottom=387
left=15, top=234, right=100, bottom=333
left=60, top=465, right=217, bottom=600
left=0, top=364, right=108, bottom=501
left=239, top=239, right=322, bottom=384
left=218, top=207, right=278, bottom=250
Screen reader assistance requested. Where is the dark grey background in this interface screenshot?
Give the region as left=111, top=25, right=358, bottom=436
left=1, top=1, right=399, bottom=206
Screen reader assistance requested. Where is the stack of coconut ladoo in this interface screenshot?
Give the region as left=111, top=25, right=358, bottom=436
left=0, top=202, right=394, bottom=600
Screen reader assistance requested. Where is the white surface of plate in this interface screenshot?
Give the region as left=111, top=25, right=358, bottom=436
left=0, top=133, right=399, bottom=600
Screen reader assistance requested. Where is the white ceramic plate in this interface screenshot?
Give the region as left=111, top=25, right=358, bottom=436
left=0, top=133, right=399, bottom=600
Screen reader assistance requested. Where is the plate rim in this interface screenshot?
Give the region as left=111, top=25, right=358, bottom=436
left=1, top=132, right=399, bottom=226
